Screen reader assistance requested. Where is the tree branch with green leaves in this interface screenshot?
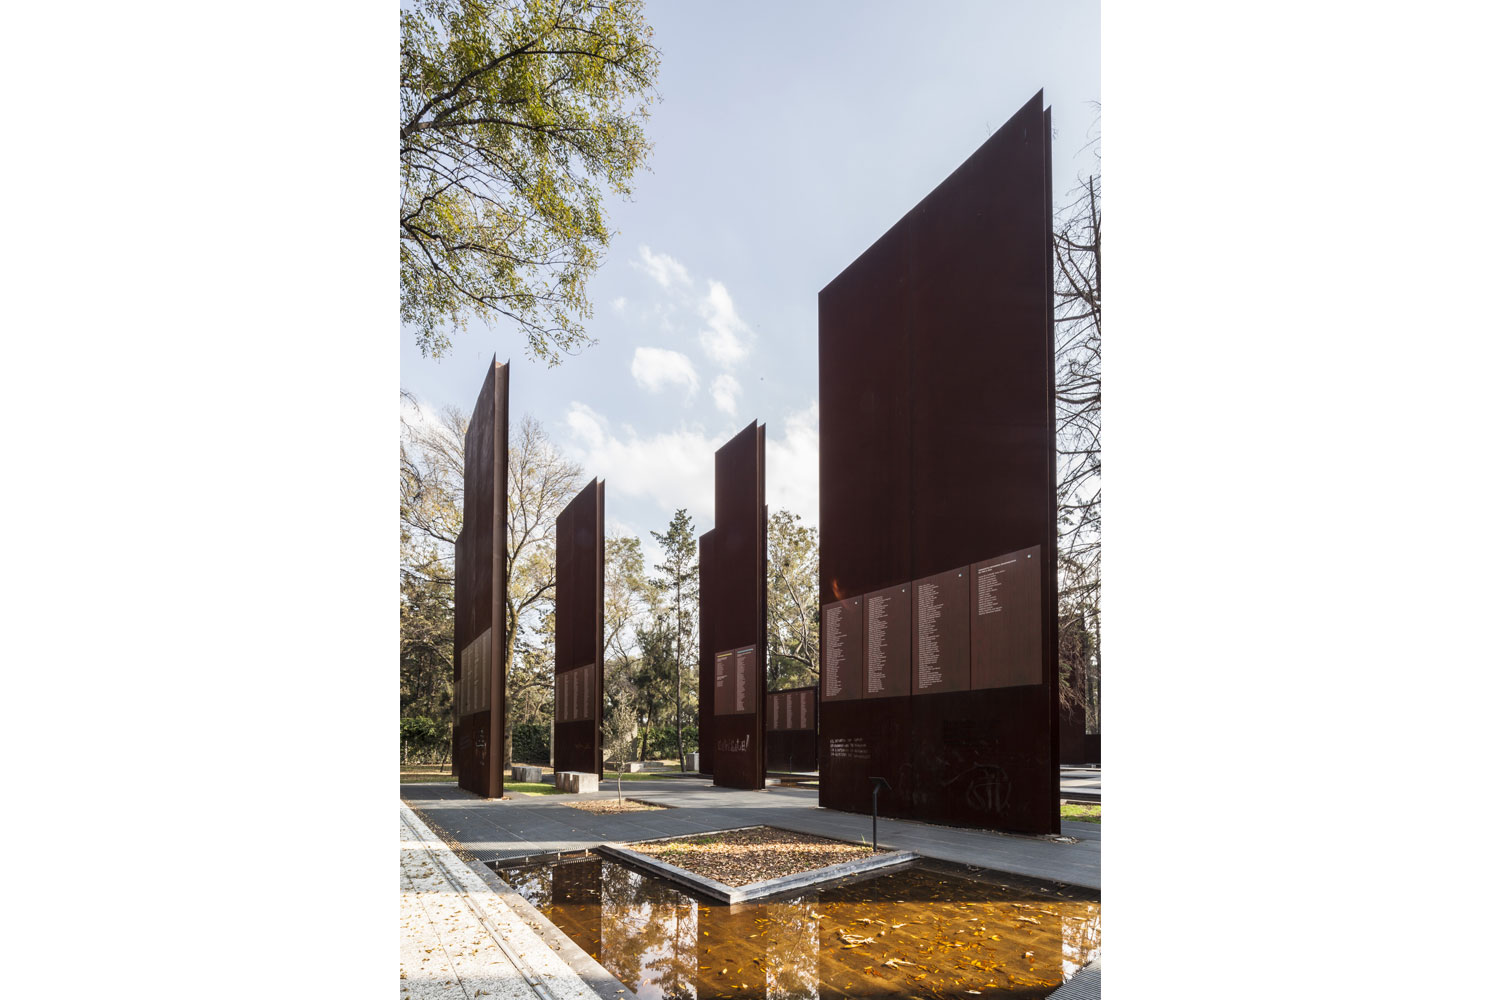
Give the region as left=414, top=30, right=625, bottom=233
left=401, top=0, right=660, bottom=362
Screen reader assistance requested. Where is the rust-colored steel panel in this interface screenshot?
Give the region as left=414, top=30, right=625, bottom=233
left=970, top=545, right=1044, bottom=689
left=818, top=223, right=911, bottom=607
left=454, top=359, right=508, bottom=799
left=710, top=420, right=766, bottom=790
left=768, top=689, right=817, bottom=732
left=766, top=685, right=819, bottom=772
left=908, top=686, right=1058, bottom=832
left=817, top=92, right=1058, bottom=834
left=819, top=596, right=864, bottom=703
left=554, top=479, right=604, bottom=775
left=1059, top=702, right=1101, bottom=766
left=862, top=582, right=911, bottom=699
left=697, top=528, right=716, bottom=775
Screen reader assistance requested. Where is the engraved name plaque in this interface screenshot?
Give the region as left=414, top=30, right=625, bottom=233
left=862, top=583, right=911, bottom=698
left=911, top=567, right=971, bottom=694
left=820, top=597, right=864, bottom=702
left=970, top=545, right=1044, bottom=689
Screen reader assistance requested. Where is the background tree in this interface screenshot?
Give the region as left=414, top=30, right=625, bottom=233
left=399, top=400, right=582, bottom=765
left=629, top=613, right=676, bottom=761
left=649, top=509, right=697, bottom=767
left=600, top=689, right=638, bottom=803
left=603, top=533, right=649, bottom=678
left=401, top=0, right=660, bottom=361
left=499, top=414, right=584, bottom=764
left=399, top=406, right=466, bottom=760
left=1054, top=116, right=1101, bottom=734
left=766, top=509, right=819, bottom=690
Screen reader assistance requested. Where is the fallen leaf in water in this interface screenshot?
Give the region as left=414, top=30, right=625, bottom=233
left=838, top=931, right=877, bottom=946
left=1024, top=951, right=1035, bottom=960
left=1014, top=916, right=1041, bottom=926
left=891, top=923, right=909, bottom=929
left=883, top=958, right=918, bottom=969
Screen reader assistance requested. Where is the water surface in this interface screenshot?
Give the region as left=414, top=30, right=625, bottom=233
left=495, top=855, right=1100, bottom=999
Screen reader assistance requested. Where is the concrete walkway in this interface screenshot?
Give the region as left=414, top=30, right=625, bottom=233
left=400, top=803, right=602, bottom=1000
left=1060, top=767, right=1101, bottom=801
left=401, top=776, right=1099, bottom=890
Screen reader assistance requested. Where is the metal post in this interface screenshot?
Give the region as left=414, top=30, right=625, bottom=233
left=869, top=776, right=890, bottom=852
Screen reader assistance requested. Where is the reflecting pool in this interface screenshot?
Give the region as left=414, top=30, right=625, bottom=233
left=494, top=856, right=1100, bottom=1000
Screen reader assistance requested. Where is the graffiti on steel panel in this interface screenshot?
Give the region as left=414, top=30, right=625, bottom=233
left=938, top=761, right=1011, bottom=814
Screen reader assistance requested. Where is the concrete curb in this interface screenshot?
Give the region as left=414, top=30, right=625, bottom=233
left=465, top=857, right=640, bottom=1000
left=400, top=803, right=600, bottom=1000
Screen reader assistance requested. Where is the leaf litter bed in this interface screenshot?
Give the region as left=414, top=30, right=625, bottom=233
left=565, top=798, right=665, bottom=814
left=628, top=826, right=882, bottom=887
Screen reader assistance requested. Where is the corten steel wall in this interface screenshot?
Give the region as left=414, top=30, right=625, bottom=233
left=765, top=685, right=819, bottom=773
left=554, top=478, right=604, bottom=775
left=1059, top=705, right=1101, bottom=766
left=709, top=421, right=766, bottom=790
left=817, top=93, right=1059, bottom=835
left=454, top=359, right=508, bottom=799
left=697, top=528, right=716, bottom=775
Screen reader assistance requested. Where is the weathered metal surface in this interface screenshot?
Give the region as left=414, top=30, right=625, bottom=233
left=766, top=685, right=819, bottom=773
left=817, top=93, right=1058, bottom=834
left=697, top=528, right=716, bottom=775
left=454, top=359, right=508, bottom=799
left=709, top=421, right=766, bottom=790
left=554, top=478, right=604, bottom=775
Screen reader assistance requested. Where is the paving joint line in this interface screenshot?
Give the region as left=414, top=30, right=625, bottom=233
left=402, top=807, right=563, bottom=1000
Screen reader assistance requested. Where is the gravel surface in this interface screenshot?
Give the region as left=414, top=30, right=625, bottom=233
left=630, top=826, right=883, bottom=886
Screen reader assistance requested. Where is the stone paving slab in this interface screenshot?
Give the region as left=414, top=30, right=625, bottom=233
left=400, top=803, right=605, bottom=1000
left=402, top=777, right=1100, bottom=890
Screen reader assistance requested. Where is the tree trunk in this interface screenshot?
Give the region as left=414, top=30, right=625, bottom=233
left=640, top=704, right=652, bottom=762
left=674, top=631, right=685, bottom=768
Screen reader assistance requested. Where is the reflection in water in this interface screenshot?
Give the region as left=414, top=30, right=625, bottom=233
left=763, top=901, right=820, bottom=1000
left=497, top=857, right=1101, bottom=1000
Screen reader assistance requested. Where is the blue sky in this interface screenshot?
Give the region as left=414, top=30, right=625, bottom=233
left=401, top=0, right=1101, bottom=569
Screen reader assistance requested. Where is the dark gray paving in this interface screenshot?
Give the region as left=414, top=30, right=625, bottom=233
left=401, top=777, right=1100, bottom=890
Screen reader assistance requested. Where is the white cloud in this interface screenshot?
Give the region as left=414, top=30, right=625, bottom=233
left=698, top=280, right=751, bottom=368
left=562, top=403, right=716, bottom=525
left=635, top=245, right=690, bottom=289
left=630, top=346, right=699, bottom=397
left=766, top=401, right=819, bottom=527
left=565, top=401, right=608, bottom=449
left=710, top=374, right=741, bottom=417
left=610, top=296, right=628, bottom=313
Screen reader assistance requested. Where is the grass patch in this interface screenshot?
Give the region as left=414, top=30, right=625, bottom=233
left=508, top=782, right=564, bottom=796
left=653, top=834, right=720, bottom=854
left=1061, top=803, right=1101, bottom=823
left=401, top=764, right=457, bottom=784
left=602, top=769, right=681, bottom=781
